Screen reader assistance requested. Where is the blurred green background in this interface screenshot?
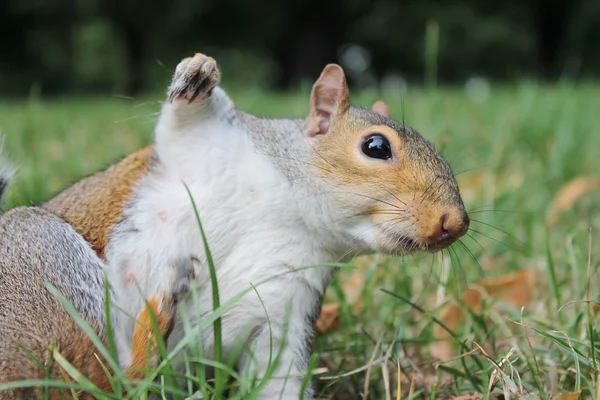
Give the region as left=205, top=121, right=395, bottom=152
left=1, top=0, right=599, bottom=97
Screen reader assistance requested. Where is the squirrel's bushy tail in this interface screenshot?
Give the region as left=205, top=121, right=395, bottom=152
left=0, top=138, right=14, bottom=207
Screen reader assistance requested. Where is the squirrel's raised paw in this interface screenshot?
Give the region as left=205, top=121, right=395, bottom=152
left=168, top=53, right=221, bottom=104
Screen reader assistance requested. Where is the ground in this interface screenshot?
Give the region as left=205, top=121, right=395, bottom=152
left=1, top=82, right=599, bottom=399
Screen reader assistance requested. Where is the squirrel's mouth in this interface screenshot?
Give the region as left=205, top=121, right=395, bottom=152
left=384, top=233, right=424, bottom=253
left=425, top=235, right=460, bottom=252
left=385, top=232, right=459, bottom=254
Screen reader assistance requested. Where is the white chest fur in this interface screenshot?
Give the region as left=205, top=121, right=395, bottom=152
left=104, top=91, right=339, bottom=399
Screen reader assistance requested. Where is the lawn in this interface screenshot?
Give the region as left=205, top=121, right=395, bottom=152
left=1, top=81, right=599, bottom=399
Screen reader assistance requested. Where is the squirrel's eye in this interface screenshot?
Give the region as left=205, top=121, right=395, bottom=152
left=361, top=135, right=392, bottom=160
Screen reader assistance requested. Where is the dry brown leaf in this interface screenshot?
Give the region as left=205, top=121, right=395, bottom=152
left=430, top=269, right=535, bottom=361
left=476, top=269, right=535, bottom=308
left=315, top=303, right=340, bottom=334
left=440, top=394, right=485, bottom=400
left=435, top=392, right=503, bottom=400
left=554, top=390, right=581, bottom=400
left=480, top=256, right=505, bottom=270
left=344, top=273, right=367, bottom=312
left=546, top=177, right=600, bottom=227
left=429, top=287, right=484, bottom=361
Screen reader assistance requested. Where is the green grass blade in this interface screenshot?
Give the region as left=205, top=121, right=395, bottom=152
left=183, top=182, right=225, bottom=395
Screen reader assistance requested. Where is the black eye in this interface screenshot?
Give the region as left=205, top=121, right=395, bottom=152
left=361, top=135, right=392, bottom=160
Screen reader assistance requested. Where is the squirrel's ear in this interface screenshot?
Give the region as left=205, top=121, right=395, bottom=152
left=372, top=101, right=391, bottom=117
left=307, top=64, right=350, bottom=137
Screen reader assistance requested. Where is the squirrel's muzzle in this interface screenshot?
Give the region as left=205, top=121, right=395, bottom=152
left=423, top=207, right=470, bottom=251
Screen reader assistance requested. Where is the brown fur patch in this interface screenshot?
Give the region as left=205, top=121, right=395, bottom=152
left=43, top=146, right=155, bottom=259
left=127, top=294, right=174, bottom=378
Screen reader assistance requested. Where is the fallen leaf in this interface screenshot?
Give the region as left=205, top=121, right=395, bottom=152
left=554, top=390, right=581, bottom=400
left=476, top=269, right=535, bottom=308
left=435, top=392, right=504, bottom=400
left=315, top=303, right=340, bottom=334
left=480, top=256, right=505, bottom=270
left=344, top=273, right=367, bottom=312
left=429, top=287, right=484, bottom=361
left=546, top=177, right=600, bottom=227
left=430, top=269, right=534, bottom=361
left=442, top=394, right=484, bottom=400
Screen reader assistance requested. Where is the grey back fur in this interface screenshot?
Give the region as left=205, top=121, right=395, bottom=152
left=0, top=206, right=109, bottom=397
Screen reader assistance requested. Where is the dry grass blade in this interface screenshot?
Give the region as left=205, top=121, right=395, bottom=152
left=361, top=337, right=382, bottom=400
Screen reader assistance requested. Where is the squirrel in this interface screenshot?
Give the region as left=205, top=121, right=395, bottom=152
left=0, top=165, right=193, bottom=398
left=10, top=52, right=469, bottom=399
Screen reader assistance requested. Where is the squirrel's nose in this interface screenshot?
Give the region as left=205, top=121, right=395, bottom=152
left=427, top=210, right=469, bottom=243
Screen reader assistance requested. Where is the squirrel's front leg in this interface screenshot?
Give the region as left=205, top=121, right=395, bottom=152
left=158, top=53, right=235, bottom=133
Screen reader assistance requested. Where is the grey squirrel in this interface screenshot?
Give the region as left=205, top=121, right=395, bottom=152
left=1, top=52, right=469, bottom=399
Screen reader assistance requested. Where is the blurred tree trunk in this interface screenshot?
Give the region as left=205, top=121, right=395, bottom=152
left=533, top=0, right=577, bottom=79
left=98, top=0, right=149, bottom=96
left=272, top=1, right=344, bottom=89
left=118, top=26, right=144, bottom=96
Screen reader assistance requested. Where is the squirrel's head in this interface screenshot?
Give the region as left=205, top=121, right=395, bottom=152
left=305, top=64, right=469, bottom=255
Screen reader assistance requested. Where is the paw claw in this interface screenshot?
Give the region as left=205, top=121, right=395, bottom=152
left=168, top=53, right=220, bottom=103
left=170, top=259, right=196, bottom=300
left=187, top=88, right=201, bottom=104
left=153, top=259, right=195, bottom=318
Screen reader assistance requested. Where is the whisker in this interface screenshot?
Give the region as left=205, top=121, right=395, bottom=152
left=113, top=111, right=161, bottom=124
left=356, top=210, right=408, bottom=217
left=341, top=192, right=404, bottom=211
left=401, top=94, right=406, bottom=127
left=455, top=239, right=485, bottom=277
left=448, top=245, right=469, bottom=291
left=380, top=187, right=407, bottom=206
left=419, top=174, right=441, bottom=204
left=422, top=176, right=447, bottom=205
left=416, top=250, right=438, bottom=302
left=466, top=208, right=532, bottom=215
left=453, top=166, right=479, bottom=177
left=468, top=228, right=521, bottom=252
left=335, top=244, right=363, bottom=263
left=330, top=211, right=408, bottom=226
left=416, top=170, right=437, bottom=203
left=464, top=232, right=492, bottom=262
left=429, top=178, right=450, bottom=205
left=469, top=218, right=526, bottom=248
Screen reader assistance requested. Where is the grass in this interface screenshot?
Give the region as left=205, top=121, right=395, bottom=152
left=1, top=80, right=600, bottom=399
